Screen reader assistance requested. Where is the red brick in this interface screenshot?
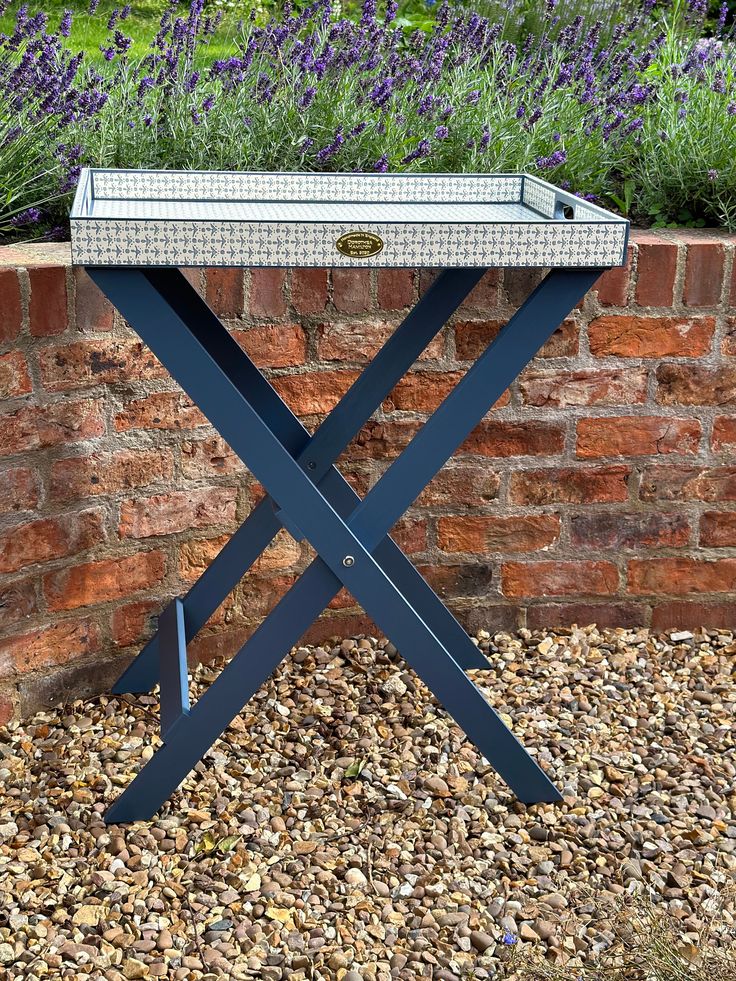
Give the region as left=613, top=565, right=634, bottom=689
left=43, top=550, right=166, bottom=611
left=273, top=370, right=359, bottom=415
left=635, top=238, right=678, bottom=307
left=0, top=466, right=40, bottom=514
left=461, top=421, right=564, bottom=458
left=250, top=268, right=286, bottom=317
left=318, top=319, right=443, bottom=363
left=377, top=269, right=415, bottom=310
left=39, top=338, right=164, bottom=391
left=0, top=578, right=37, bottom=631
left=205, top=267, right=244, bottom=317
left=239, top=574, right=296, bottom=619
left=252, top=529, right=302, bottom=573
left=28, top=266, right=68, bottom=336
left=417, top=563, right=494, bottom=599
left=527, top=601, right=647, bottom=631
left=114, top=391, right=207, bottom=432
left=724, top=318, right=736, bottom=356
left=571, top=511, right=690, bottom=548
left=0, top=617, right=101, bottom=677
left=332, top=268, right=371, bottom=313
left=508, top=466, right=630, bottom=505
left=73, top=267, right=114, bottom=332
left=111, top=599, right=159, bottom=647
left=538, top=318, right=579, bottom=358
left=640, top=465, right=736, bottom=502
left=50, top=448, right=174, bottom=502
left=0, top=351, right=32, bottom=398
left=594, top=259, right=630, bottom=306
left=683, top=241, right=724, bottom=306
left=119, top=487, right=237, bottom=539
left=232, top=323, right=306, bottom=368
left=700, top=511, right=736, bottom=547
left=712, top=416, right=736, bottom=452
left=656, top=364, right=736, bottom=406
left=389, top=517, right=427, bottom=555
left=418, top=464, right=500, bottom=507
left=0, top=509, right=104, bottom=574
left=181, top=436, right=243, bottom=478
left=651, top=600, right=736, bottom=631
left=349, top=420, right=421, bottom=460
left=179, top=534, right=231, bottom=582
left=290, top=269, right=328, bottom=314
left=503, top=268, right=545, bottom=308
left=0, top=399, right=105, bottom=457
left=629, top=557, right=736, bottom=595
left=384, top=371, right=469, bottom=413
left=437, top=514, right=560, bottom=554
left=576, top=416, right=701, bottom=459
left=0, top=692, right=14, bottom=725
left=455, top=317, right=578, bottom=360
left=520, top=368, right=647, bottom=408
left=588, top=315, right=714, bottom=358
left=502, top=561, right=618, bottom=598
left=455, top=269, right=500, bottom=311
left=0, top=268, right=22, bottom=341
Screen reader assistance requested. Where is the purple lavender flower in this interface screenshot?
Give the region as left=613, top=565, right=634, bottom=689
left=708, top=168, right=718, bottom=181
left=373, top=154, right=388, bottom=172
left=434, top=125, right=449, bottom=139
left=59, top=10, right=72, bottom=37
left=401, top=138, right=431, bottom=164
left=10, top=207, right=41, bottom=226
left=202, top=94, right=215, bottom=112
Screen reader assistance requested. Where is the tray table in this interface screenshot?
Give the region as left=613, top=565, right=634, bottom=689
left=70, top=168, right=628, bottom=823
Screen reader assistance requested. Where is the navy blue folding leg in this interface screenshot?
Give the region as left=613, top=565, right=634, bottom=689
left=89, top=264, right=603, bottom=823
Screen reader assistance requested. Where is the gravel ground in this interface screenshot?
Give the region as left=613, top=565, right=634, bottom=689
left=0, top=625, right=734, bottom=980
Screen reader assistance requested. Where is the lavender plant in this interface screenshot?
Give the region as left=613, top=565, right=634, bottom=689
left=1, top=0, right=734, bottom=237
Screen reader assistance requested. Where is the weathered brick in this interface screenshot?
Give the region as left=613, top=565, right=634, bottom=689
left=651, top=600, right=736, bottom=631
left=239, top=574, right=296, bottom=619
left=700, top=511, right=736, bottom=547
left=594, top=259, right=630, bottom=306
left=501, top=561, right=618, bottom=597
left=332, top=268, right=371, bottom=313
left=73, top=267, right=114, bottom=332
left=19, top=652, right=129, bottom=714
left=656, top=363, right=736, bottom=405
left=0, top=399, right=105, bottom=457
left=417, top=563, right=494, bottom=598
left=348, top=420, right=421, bottom=460
left=389, top=517, right=427, bottom=555
left=0, top=617, right=101, bottom=677
left=0, top=691, right=14, bottom=725
left=43, top=550, right=166, bottom=611
left=0, top=351, right=32, bottom=398
left=640, top=465, right=736, bottom=502
left=290, top=268, right=328, bottom=314
left=114, top=391, right=207, bottom=432
left=418, top=464, right=500, bottom=507
left=724, top=318, right=736, bottom=356
left=571, top=511, right=690, bottom=548
left=628, top=557, right=736, bottom=594
left=712, top=416, right=736, bottom=452
left=527, top=601, right=647, bottom=630
left=110, top=599, right=159, bottom=647
left=0, top=465, right=40, bottom=513
left=181, top=436, right=243, bottom=477
left=29, top=266, right=68, bottom=336
left=119, top=486, right=237, bottom=539
left=273, top=370, right=359, bottom=415
left=461, top=421, right=564, bottom=458
left=455, top=317, right=578, bottom=360
left=576, top=416, right=701, bottom=458
left=384, top=371, right=471, bottom=413
left=683, top=240, right=724, bottom=307
left=50, top=448, right=174, bottom=501
left=252, top=529, right=302, bottom=573
left=377, top=269, right=415, bottom=310
left=318, top=319, right=443, bottom=363
left=520, top=368, right=647, bottom=407
left=455, top=269, right=500, bottom=311
left=0, top=268, right=22, bottom=341
left=0, top=509, right=104, bottom=575
left=249, top=268, right=286, bottom=317
left=635, top=236, right=678, bottom=307
left=588, top=315, right=714, bottom=358
left=179, top=534, right=231, bottom=582
left=0, top=578, right=37, bottom=631
left=232, top=323, right=306, bottom=368
left=437, top=514, right=560, bottom=553
left=508, top=466, right=630, bottom=505
left=39, top=338, right=164, bottom=391
left=503, top=268, right=545, bottom=308
left=205, top=267, right=244, bottom=317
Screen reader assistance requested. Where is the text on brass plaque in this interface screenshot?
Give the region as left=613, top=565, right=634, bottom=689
left=335, top=231, right=384, bottom=258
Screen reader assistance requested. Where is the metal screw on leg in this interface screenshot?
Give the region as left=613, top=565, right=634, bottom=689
left=342, top=555, right=355, bottom=567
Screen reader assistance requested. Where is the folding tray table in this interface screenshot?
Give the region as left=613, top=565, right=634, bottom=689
left=70, top=168, right=629, bottom=823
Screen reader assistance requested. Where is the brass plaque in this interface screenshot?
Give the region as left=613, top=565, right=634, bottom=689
left=335, top=231, right=384, bottom=258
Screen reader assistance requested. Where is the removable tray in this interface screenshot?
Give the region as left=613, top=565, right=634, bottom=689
left=70, top=169, right=629, bottom=268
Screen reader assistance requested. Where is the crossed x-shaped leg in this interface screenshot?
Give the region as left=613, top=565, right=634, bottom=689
left=88, top=263, right=603, bottom=823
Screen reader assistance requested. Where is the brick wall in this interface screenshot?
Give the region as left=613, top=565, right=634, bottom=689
left=0, top=230, right=735, bottom=722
